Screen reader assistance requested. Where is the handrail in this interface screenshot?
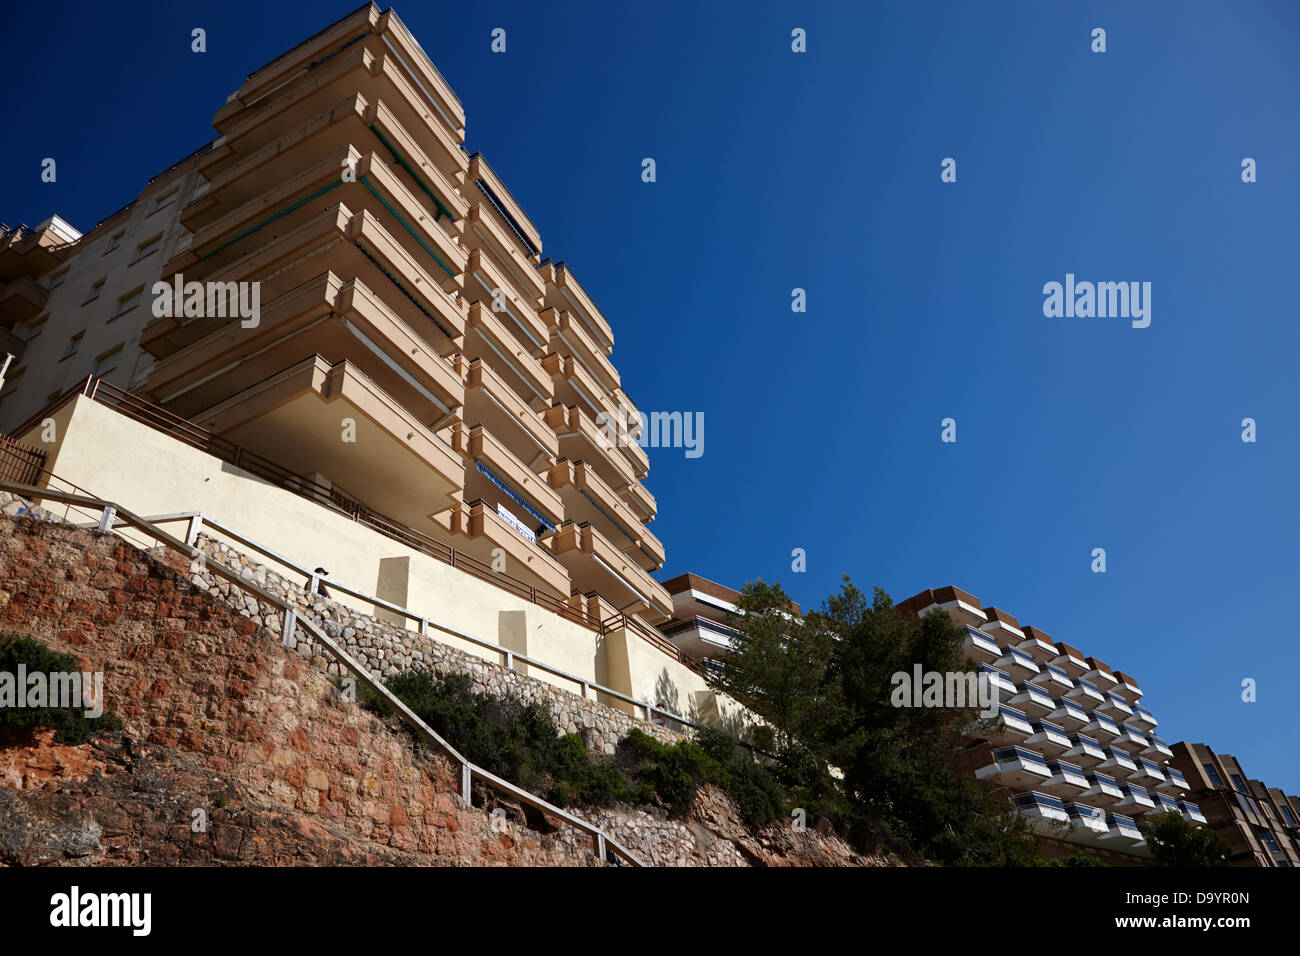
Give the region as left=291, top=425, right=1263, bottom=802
left=110, top=508, right=766, bottom=756
left=0, top=479, right=643, bottom=866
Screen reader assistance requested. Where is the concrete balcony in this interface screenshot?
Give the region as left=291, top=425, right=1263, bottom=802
left=987, top=705, right=1034, bottom=746
left=1016, top=625, right=1059, bottom=663
left=468, top=152, right=541, bottom=258
left=619, top=477, right=657, bottom=525
left=1097, top=692, right=1134, bottom=720
left=145, top=272, right=466, bottom=423
left=465, top=247, right=548, bottom=350
left=899, top=586, right=987, bottom=629
left=995, top=646, right=1040, bottom=679
left=1047, top=699, right=1090, bottom=728
left=660, top=615, right=744, bottom=659
left=1114, top=785, right=1157, bottom=815
left=1030, top=662, right=1075, bottom=694
left=0, top=217, right=76, bottom=281
left=1113, top=670, right=1144, bottom=703
left=1079, top=772, right=1124, bottom=804
left=440, top=498, right=571, bottom=600
left=979, top=606, right=1026, bottom=647
left=1111, top=723, right=1150, bottom=754
left=539, top=260, right=613, bottom=353
left=465, top=301, right=553, bottom=408
left=214, top=34, right=468, bottom=188
left=1051, top=642, right=1089, bottom=676
left=1009, top=680, right=1055, bottom=716
left=1160, top=768, right=1191, bottom=795
left=544, top=403, right=646, bottom=492
left=1026, top=719, right=1073, bottom=755
left=1101, top=812, right=1146, bottom=849
left=1179, top=801, right=1207, bottom=825
left=542, top=307, right=619, bottom=395
left=975, top=746, right=1052, bottom=789
left=1140, top=734, right=1174, bottom=761
left=1153, top=793, right=1183, bottom=817
left=542, top=351, right=625, bottom=437
left=1097, top=747, right=1138, bottom=780
left=465, top=201, right=545, bottom=305
left=549, top=522, right=673, bottom=622
left=177, top=149, right=466, bottom=296
left=1064, top=801, right=1110, bottom=837
left=1042, top=760, right=1091, bottom=796
left=1011, top=791, right=1070, bottom=829
left=1131, top=758, right=1167, bottom=788
left=1064, top=734, right=1108, bottom=768
left=548, top=458, right=663, bottom=570
left=147, top=204, right=468, bottom=360
left=461, top=356, right=558, bottom=464
left=1065, top=679, right=1106, bottom=707
left=1082, top=659, right=1121, bottom=691
left=1129, top=704, right=1158, bottom=732
left=0, top=276, right=48, bottom=327
left=978, top=664, right=1018, bottom=702
left=194, top=355, right=465, bottom=527
left=962, top=626, right=1001, bottom=663
left=458, top=423, right=563, bottom=529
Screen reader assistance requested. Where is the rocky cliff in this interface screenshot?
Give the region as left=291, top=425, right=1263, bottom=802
left=0, top=506, right=882, bottom=867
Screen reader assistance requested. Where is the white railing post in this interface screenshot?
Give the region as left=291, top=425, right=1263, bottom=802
left=596, top=833, right=606, bottom=862
left=505, top=650, right=513, bottom=670
left=185, top=514, right=203, bottom=547
left=97, top=505, right=116, bottom=532
left=580, top=681, right=588, bottom=700
left=461, top=762, right=472, bottom=802
left=281, top=608, right=297, bottom=647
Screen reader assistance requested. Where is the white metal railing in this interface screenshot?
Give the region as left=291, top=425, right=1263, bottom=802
left=117, top=508, right=769, bottom=758
left=0, top=480, right=644, bottom=866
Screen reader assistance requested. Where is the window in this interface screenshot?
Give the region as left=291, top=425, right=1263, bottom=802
left=1282, top=806, right=1297, bottom=826
left=103, top=229, right=125, bottom=255
left=150, top=187, right=178, bottom=215
left=92, top=345, right=123, bottom=378
left=131, top=233, right=162, bottom=264
left=1231, top=773, right=1247, bottom=794
left=1259, top=829, right=1280, bottom=853
left=109, top=287, right=143, bottom=323
left=60, top=331, right=84, bottom=361
left=46, top=268, right=68, bottom=292
left=1203, top=763, right=1224, bottom=787
left=83, top=277, right=106, bottom=304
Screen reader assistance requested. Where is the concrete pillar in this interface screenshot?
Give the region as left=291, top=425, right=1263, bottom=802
left=375, top=555, right=410, bottom=626
left=498, top=610, right=527, bottom=676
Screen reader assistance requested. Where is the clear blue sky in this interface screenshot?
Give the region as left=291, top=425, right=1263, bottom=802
left=4, top=1, right=1298, bottom=792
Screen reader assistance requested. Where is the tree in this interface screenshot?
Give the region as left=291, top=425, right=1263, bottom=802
left=709, top=578, right=1042, bottom=865
left=1141, top=810, right=1230, bottom=866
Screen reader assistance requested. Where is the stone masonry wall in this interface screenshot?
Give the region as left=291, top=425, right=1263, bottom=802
left=0, top=510, right=604, bottom=865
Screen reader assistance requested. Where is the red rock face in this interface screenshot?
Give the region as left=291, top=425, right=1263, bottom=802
left=0, top=514, right=882, bottom=867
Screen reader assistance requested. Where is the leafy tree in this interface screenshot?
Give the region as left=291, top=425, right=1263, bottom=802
left=1141, top=810, right=1230, bottom=866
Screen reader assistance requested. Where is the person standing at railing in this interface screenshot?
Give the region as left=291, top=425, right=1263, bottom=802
left=314, top=567, right=331, bottom=598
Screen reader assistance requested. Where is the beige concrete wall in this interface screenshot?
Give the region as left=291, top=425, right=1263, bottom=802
left=35, top=395, right=608, bottom=694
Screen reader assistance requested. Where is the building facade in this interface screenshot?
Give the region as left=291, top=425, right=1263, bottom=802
left=896, top=586, right=1205, bottom=863
left=0, top=4, right=736, bottom=729
left=1169, top=741, right=1300, bottom=867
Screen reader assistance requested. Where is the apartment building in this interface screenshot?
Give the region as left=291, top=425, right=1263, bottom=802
left=1169, top=742, right=1300, bottom=867
left=896, top=586, right=1204, bottom=863
left=0, top=4, right=729, bottom=728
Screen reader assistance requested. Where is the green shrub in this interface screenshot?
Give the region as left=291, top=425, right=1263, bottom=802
left=0, top=634, right=123, bottom=745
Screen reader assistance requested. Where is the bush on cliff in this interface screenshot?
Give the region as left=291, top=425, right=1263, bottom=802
left=364, top=667, right=788, bottom=826
left=0, top=633, right=123, bottom=745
